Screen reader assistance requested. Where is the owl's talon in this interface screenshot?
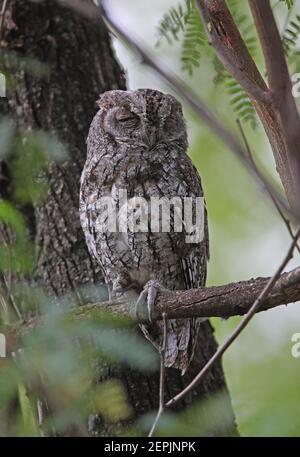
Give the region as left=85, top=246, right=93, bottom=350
left=135, top=288, right=149, bottom=322
left=135, top=280, right=166, bottom=323
left=146, top=283, right=158, bottom=323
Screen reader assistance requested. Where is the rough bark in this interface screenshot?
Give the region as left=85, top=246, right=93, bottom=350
left=0, top=0, right=237, bottom=436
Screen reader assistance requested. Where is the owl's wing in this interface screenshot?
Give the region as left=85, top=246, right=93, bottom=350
left=180, top=200, right=209, bottom=289
left=159, top=157, right=209, bottom=374
left=176, top=157, right=209, bottom=289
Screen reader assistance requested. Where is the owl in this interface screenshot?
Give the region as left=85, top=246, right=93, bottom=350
left=79, top=89, right=209, bottom=375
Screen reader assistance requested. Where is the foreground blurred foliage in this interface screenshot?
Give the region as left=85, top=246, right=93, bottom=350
left=138, top=390, right=236, bottom=437
left=0, top=285, right=160, bottom=435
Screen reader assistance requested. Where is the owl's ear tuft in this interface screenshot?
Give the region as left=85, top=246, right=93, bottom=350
left=96, top=96, right=104, bottom=108
left=96, top=91, right=113, bottom=109
left=96, top=90, right=126, bottom=110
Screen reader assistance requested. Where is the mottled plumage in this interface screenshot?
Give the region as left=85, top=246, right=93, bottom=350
left=79, top=89, right=209, bottom=374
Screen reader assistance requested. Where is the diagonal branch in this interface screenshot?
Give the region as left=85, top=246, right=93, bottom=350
left=166, top=225, right=300, bottom=407
left=196, top=0, right=271, bottom=104
left=236, top=118, right=300, bottom=253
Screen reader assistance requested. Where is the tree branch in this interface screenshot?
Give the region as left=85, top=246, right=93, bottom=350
left=0, top=0, right=9, bottom=40
left=248, top=0, right=300, bottom=213
left=249, top=0, right=291, bottom=99
left=196, top=0, right=300, bottom=214
left=196, top=0, right=271, bottom=104
left=4, top=265, right=300, bottom=343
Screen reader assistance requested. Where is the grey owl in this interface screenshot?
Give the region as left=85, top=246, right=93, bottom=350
left=79, top=89, right=209, bottom=375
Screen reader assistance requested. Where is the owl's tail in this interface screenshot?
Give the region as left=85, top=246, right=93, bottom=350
left=140, top=317, right=203, bottom=375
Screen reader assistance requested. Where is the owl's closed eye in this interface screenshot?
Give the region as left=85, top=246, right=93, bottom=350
left=115, top=106, right=140, bottom=128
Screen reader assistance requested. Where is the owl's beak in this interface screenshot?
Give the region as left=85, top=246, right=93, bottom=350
left=142, top=128, right=158, bottom=149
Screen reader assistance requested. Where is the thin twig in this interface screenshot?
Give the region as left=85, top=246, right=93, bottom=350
left=0, top=0, right=9, bottom=40
left=148, top=312, right=167, bottom=437
left=236, top=118, right=300, bottom=254
left=166, top=226, right=300, bottom=407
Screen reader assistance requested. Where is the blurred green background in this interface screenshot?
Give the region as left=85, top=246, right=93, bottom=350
left=107, top=0, right=300, bottom=436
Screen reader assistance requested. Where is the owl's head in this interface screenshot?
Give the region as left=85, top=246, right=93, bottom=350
left=89, top=89, right=188, bottom=152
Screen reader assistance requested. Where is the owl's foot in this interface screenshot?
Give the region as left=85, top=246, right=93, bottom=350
left=135, top=280, right=168, bottom=323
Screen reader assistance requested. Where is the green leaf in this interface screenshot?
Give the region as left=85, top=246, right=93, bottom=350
left=0, top=200, right=35, bottom=274
left=0, top=200, right=26, bottom=235
left=0, top=117, right=15, bottom=160
left=18, top=383, right=39, bottom=436
left=92, top=380, right=132, bottom=422
left=12, top=131, right=67, bottom=204
left=282, top=14, right=300, bottom=70
left=280, top=0, right=294, bottom=10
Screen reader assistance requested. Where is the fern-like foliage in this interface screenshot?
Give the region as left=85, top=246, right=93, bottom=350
left=281, top=10, right=300, bottom=73
left=156, top=0, right=258, bottom=127
left=280, top=0, right=294, bottom=9
left=213, top=57, right=257, bottom=128
left=156, top=0, right=206, bottom=75
left=156, top=0, right=241, bottom=73
left=156, top=0, right=193, bottom=45
left=181, top=5, right=206, bottom=75
left=213, top=12, right=258, bottom=128
left=224, top=75, right=257, bottom=128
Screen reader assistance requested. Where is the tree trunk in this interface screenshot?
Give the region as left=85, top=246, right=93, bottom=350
left=0, top=0, right=237, bottom=436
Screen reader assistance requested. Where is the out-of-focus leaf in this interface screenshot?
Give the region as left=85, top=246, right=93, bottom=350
left=0, top=51, right=49, bottom=77
left=0, top=200, right=26, bottom=235
left=86, top=325, right=159, bottom=371
left=18, top=383, right=39, bottom=436
left=0, top=117, right=15, bottom=160
left=33, top=131, right=68, bottom=163
left=140, top=389, right=236, bottom=436
left=0, top=201, right=35, bottom=273
left=0, top=363, right=19, bottom=410
left=12, top=131, right=67, bottom=204
left=0, top=243, right=35, bottom=274
left=92, top=380, right=132, bottom=422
